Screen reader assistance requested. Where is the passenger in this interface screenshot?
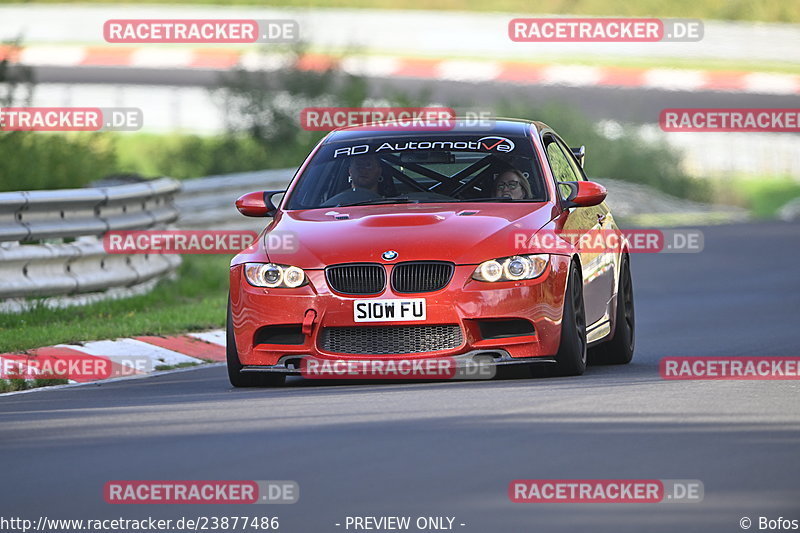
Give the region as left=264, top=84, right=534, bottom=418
left=493, top=168, right=532, bottom=200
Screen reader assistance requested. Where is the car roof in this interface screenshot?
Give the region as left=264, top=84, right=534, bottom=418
left=322, top=117, right=551, bottom=145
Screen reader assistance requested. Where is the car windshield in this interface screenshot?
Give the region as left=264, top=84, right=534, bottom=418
left=284, top=134, right=547, bottom=210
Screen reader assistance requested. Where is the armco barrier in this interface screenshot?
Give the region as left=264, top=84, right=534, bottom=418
left=176, top=169, right=294, bottom=229
left=0, top=178, right=181, bottom=304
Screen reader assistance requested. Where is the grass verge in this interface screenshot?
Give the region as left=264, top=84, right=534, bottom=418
left=154, top=362, right=202, bottom=371
left=0, top=377, right=69, bottom=393
left=9, top=0, right=800, bottom=23
left=304, top=47, right=800, bottom=76
left=728, top=178, right=800, bottom=218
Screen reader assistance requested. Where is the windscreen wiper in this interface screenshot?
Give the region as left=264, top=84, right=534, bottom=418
left=458, top=197, right=517, bottom=202
left=341, top=197, right=421, bottom=207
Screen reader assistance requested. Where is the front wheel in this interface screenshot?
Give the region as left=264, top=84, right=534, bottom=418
left=590, top=255, right=635, bottom=365
left=550, top=262, right=587, bottom=377
left=227, top=298, right=285, bottom=388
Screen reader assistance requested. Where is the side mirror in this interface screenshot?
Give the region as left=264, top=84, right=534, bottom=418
left=235, top=190, right=283, bottom=217
left=570, top=146, right=585, bottom=168
left=560, top=181, right=606, bottom=208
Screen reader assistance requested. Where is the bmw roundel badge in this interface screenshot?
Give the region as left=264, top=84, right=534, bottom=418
left=382, top=250, right=399, bottom=261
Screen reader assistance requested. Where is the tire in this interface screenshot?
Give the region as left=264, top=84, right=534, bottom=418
left=550, top=262, right=588, bottom=377
left=590, top=255, right=635, bottom=365
left=227, top=299, right=285, bottom=388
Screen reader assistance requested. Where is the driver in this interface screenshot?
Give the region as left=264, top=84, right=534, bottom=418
left=349, top=154, right=382, bottom=193
left=323, top=154, right=385, bottom=206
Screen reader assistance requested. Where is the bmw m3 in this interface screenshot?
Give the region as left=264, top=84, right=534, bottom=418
left=227, top=118, right=635, bottom=386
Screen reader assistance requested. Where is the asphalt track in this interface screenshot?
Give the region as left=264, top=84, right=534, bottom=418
left=1, top=222, right=799, bottom=532
left=29, top=66, right=800, bottom=125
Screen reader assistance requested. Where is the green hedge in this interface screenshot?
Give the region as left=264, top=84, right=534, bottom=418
left=113, top=133, right=323, bottom=179
left=0, top=132, right=117, bottom=190
left=0, top=131, right=323, bottom=191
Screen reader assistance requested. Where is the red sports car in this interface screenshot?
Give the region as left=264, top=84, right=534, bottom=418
left=227, top=119, right=635, bottom=386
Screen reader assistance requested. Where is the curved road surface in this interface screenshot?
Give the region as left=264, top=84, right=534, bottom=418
left=1, top=222, right=799, bottom=532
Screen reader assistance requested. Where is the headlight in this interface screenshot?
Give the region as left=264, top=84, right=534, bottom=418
left=244, top=263, right=307, bottom=288
left=472, top=254, right=549, bottom=282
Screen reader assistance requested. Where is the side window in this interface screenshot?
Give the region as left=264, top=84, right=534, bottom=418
left=555, top=137, right=586, bottom=181
left=545, top=139, right=578, bottom=182
left=544, top=136, right=579, bottom=200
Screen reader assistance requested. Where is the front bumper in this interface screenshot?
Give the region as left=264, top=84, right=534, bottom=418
left=229, top=255, right=571, bottom=368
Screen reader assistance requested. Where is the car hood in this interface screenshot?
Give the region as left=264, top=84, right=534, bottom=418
left=240, top=203, right=557, bottom=269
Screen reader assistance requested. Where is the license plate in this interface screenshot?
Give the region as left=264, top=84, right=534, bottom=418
left=353, top=298, right=426, bottom=323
